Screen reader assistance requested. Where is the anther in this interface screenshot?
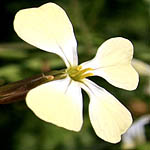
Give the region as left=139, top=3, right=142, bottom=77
left=67, top=66, right=93, bottom=81
left=77, top=65, right=82, bottom=71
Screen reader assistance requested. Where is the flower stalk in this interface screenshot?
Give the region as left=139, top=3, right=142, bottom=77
left=0, top=69, right=66, bottom=104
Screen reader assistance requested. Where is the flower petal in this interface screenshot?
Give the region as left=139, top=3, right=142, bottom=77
left=26, top=77, right=83, bottom=131
left=81, top=37, right=139, bottom=90
left=122, top=114, right=150, bottom=150
left=80, top=79, right=132, bottom=143
left=122, top=115, right=150, bottom=149
left=132, top=58, right=150, bottom=76
left=14, top=3, right=78, bottom=67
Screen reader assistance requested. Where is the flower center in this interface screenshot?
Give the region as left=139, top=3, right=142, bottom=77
left=67, top=65, right=93, bottom=82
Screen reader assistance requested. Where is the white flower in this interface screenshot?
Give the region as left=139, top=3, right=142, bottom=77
left=13, top=3, right=139, bottom=143
left=132, top=59, right=150, bottom=76
left=122, top=115, right=150, bottom=149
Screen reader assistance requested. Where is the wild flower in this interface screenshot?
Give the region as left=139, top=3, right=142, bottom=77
left=13, top=3, right=139, bottom=143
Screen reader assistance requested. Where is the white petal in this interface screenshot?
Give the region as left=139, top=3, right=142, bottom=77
left=14, top=3, right=78, bottom=67
left=132, top=58, right=150, bottom=76
left=122, top=115, right=150, bottom=149
left=93, top=64, right=138, bottom=90
left=80, top=79, right=132, bottom=143
left=26, top=77, right=83, bottom=131
left=81, top=37, right=139, bottom=90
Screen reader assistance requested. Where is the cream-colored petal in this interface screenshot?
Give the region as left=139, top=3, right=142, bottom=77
left=132, top=58, right=150, bottom=76
left=80, top=79, right=132, bottom=143
left=26, top=77, right=83, bottom=131
left=93, top=64, right=138, bottom=90
left=81, top=37, right=139, bottom=90
left=14, top=3, right=78, bottom=67
left=122, top=115, right=150, bottom=149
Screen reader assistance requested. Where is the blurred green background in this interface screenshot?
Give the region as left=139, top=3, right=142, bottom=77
left=0, top=0, right=150, bottom=150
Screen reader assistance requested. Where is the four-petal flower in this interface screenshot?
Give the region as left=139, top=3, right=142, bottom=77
left=13, top=3, right=139, bottom=143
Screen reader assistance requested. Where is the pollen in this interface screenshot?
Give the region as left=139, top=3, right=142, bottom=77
left=67, top=65, right=93, bottom=81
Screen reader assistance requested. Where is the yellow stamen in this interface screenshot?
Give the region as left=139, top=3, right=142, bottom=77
left=67, top=66, right=93, bottom=82
left=77, top=65, right=82, bottom=70
left=80, top=73, right=93, bottom=79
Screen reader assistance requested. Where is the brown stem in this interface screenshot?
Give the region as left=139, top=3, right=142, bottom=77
left=0, top=70, right=66, bottom=104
